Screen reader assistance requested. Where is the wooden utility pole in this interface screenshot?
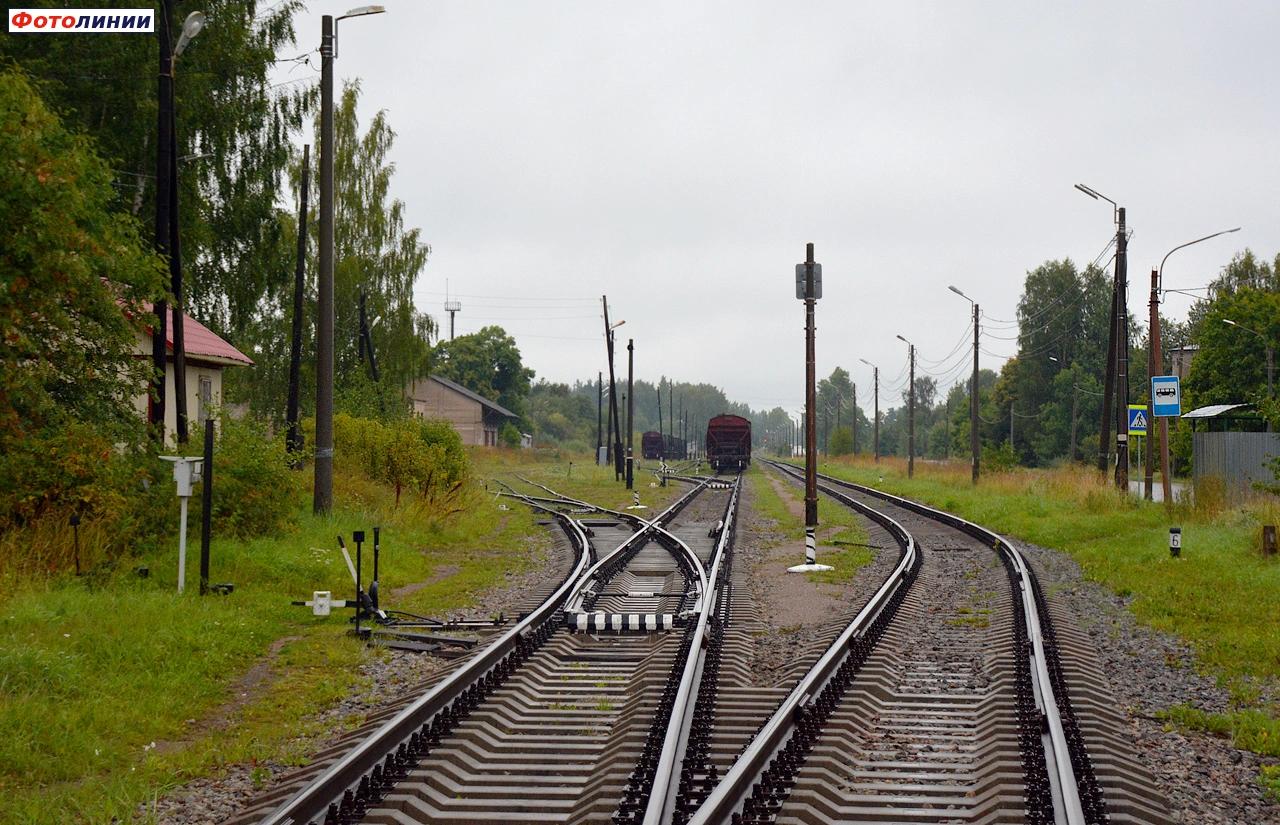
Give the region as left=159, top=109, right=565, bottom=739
left=1114, top=207, right=1130, bottom=491
left=1149, top=268, right=1172, bottom=504
left=286, top=145, right=309, bottom=456
left=602, top=296, right=623, bottom=480
left=971, top=302, right=980, bottom=483
left=626, top=339, right=634, bottom=490
left=1098, top=283, right=1117, bottom=474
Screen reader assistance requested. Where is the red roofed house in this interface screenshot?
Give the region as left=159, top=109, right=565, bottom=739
left=132, top=304, right=254, bottom=440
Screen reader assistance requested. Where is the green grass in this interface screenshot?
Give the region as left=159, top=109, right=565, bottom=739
left=747, top=464, right=873, bottom=584
left=0, top=449, right=566, bottom=825
left=471, top=449, right=685, bottom=515
left=815, top=455, right=1280, bottom=777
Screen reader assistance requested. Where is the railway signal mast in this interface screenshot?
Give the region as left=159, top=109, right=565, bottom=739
left=790, top=243, right=831, bottom=573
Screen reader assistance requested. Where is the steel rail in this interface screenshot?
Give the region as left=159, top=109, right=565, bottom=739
left=559, top=479, right=712, bottom=615
left=687, top=461, right=917, bottom=824
left=801, top=466, right=1089, bottom=825
left=257, top=492, right=596, bottom=825
left=643, top=475, right=742, bottom=825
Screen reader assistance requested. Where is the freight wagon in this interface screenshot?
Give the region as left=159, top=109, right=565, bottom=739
left=706, top=414, right=751, bottom=472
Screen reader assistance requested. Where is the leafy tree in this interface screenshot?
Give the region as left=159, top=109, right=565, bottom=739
left=1, top=0, right=314, bottom=337
left=1185, top=287, right=1280, bottom=411
left=500, top=422, right=522, bottom=448
left=228, top=82, right=433, bottom=420
left=432, top=326, right=535, bottom=419
left=331, top=81, right=432, bottom=391
left=0, top=69, right=166, bottom=445
left=829, top=426, right=854, bottom=456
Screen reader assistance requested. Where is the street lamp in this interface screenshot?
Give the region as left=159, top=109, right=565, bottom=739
left=1222, top=319, right=1274, bottom=408
left=1146, top=226, right=1241, bottom=500
left=315, top=4, right=387, bottom=514
left=1077, top=182, right=1129, bottom=490
left=948, top=285, right=980, bottom=484
left=151, top=3, right=207, bottom=446
left=1159, top=228, right=1241, bottom=296
left=896, top=335, right=916, bottom=478
left=858, top=358, right=879, bottom=463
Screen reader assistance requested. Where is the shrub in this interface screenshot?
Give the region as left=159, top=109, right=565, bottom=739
left=983, top=441, right=1019, bottom=472
left=333, top=414, right=469, bottom=510
left=203, top=417, right=297, bottom=538
left=500, top=422, right=522, bottom=448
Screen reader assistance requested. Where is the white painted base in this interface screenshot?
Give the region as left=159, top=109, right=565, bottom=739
left=787, top=563, right=833, bottom=573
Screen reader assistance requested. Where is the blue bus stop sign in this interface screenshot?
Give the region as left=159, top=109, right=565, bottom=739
left=1152, top=375, right=1181, bottom=417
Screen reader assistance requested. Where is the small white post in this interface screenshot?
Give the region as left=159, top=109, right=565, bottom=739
left=177, top=496, right=189, bottom=593
left=160, top=455, right=203, bottom=595
left=788, top=526, right=833, bottom=573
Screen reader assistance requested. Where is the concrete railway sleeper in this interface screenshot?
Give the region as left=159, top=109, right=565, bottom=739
left=686, top=462, right=1167, bottom=825
left=686, top=460, right=1098, bottom=824
left=255, top=476, right=740, bottom=825
left=686, top=462, right=921, bottom=825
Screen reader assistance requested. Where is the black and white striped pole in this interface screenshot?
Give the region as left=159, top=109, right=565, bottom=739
left=790, top=242, right=832, bottom=573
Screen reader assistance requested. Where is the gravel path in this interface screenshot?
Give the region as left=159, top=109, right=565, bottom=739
left=1020, top=540, right=1280, bottom=824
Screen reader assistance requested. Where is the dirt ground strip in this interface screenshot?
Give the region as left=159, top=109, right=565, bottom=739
left=739, top=470, right=901, bottom=688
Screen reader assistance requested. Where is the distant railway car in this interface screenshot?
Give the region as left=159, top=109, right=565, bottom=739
left=706, top=414, right=751, bottom=472
left=642, top=430, right=665, bottom=460
left=664, top=435, right=687, bottom=460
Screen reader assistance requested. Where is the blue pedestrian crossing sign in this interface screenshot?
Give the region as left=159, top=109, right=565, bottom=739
left=1151, top=375, right=1181, bottom=417
left=1128, top=405, right=1149, bottom=436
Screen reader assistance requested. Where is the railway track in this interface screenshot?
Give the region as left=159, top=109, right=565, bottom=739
left=683, top=461, right=1168, bottom=825
left=245, top=474, right=740, bottom=825
left=231, top=462, right=1169, bottom=825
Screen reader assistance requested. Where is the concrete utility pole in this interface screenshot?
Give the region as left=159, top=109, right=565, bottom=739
left=167, top=5, right=206, bottom=446
left=860, top=358, right=879, bottom=462
left=852, top=383, right=858, bottom=455
left=314, top=13, right=336, bottom=513
left=150, top=0, right=174, bottom=442
left=971, top=302, right=979, bottom=483
left=315, top=5, right=385, bottom=514
left=898, top=335, right=916, bottom=478
left=596, top=371, right=602, bottom=463
left=626, top=339, right=634, bottom=490
left=948, top=286, right=980, bottom=483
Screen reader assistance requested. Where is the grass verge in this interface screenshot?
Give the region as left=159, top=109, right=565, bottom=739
left=747, top=464, right=872, bottom=584
left=0, top=448, right=595, bottom=825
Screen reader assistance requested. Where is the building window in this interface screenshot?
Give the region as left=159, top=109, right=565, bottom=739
left=198, top=376, right=213, bottom=423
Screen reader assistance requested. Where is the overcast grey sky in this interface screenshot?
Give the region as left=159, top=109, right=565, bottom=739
left=284, top=1, right=1279, bottom=414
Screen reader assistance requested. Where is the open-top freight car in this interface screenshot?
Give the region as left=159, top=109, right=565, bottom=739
left=706, top=414, right=751, bottom=472
left=641, top=430, right=665, bottom=460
